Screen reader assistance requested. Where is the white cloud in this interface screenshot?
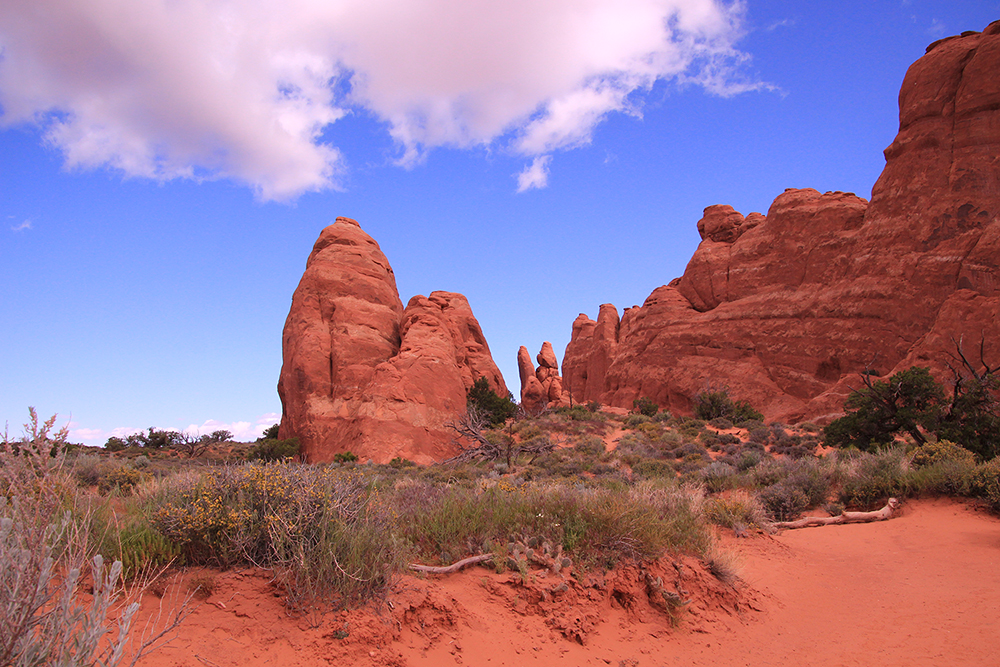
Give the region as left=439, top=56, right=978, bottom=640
left=69, top=427, right=104, bottom=441
left=10, top=219, right=32, bottom=231
left=69, top=413, right=279, bottom=444
left=182, top=415, right=277, bottom=441
left=516, top=155, right=553, bottom=192
left=0, top=0, right=760, bottom=198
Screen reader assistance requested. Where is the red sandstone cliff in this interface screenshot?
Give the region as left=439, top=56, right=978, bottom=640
left=562, top=22, right=1000, bottom=423
left=277, top=217, right=507, bottom=463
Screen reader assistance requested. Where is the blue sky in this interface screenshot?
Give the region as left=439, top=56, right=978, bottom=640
left=2, top=1, right=998, bottom=443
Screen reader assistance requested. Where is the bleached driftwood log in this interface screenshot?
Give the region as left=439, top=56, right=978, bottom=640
left=408, top=554, right=492, bottom=574
left=772, top=498, right=900, bottom=530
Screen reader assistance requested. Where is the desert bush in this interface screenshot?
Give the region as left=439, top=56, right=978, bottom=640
left=150, top=463, right=402, bottom=610
left=632, top=397, right=659, bottom=417
left=748, top=427, right=771, bottom=445
left=631, top=459, right=676, bottom=479
left=698, top=461, right=738, bottom=493
left=705, top=489, right=768, bottom=532
left=716, top=432, right=740, bottom=445
left=692, top=388, right=763, bottom=423
left=98, top=464, right=149, bottom=496
left=623, top=413, right=652, bottom=428
left=511, top=421, right=543, bottom=441
left=780, top=458, right=831, bottom=507
left=70, top=454, right=107, bottom=488
left=394, top=480, right=710, bottom=569
left=911, top=440, right=977, bottom=468
left=0, top=409, right=168, bottom=666
left=967, top=457, right=1000, bottom=511
left=759, top=483, right=809, bottom=521
left=573, top=435, right=606, bottom=457
left=736, top=419, right=764, bottom=431
left=333, top=451, right=359, bottom=464
left=557, top=405, right=604, bottom=422
left=837, top=448, right=912, bottom=510
left=246, top=437, right=300, bottom=462
left=746, top=458, right=785, bottom=488
left=909, top=459, right=974, bottom=497
left=732, top=449, right=764, bottom=472
left=708, top=417, right=734, bottom=430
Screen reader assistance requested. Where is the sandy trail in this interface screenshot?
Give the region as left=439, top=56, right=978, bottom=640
left=133, top=499, right=1000, bottom=667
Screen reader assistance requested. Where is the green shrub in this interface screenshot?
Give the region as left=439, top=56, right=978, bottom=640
left=708, top=417, right=734, bottom=430
left=967, top=458, right=1000, bottom=511
left=632, top=397, right=659, bottom=417
left=624, top=413, right=651, bottom=428
left=258, top=424, right=280, bottom=441
left=911, top=440, right=976, bottom=468
left=467, top=377, right=517, bottom=427
left=97, top=464, right=148, bottom=495
left=693, top=389, right=763, bottom=423
left=246, top=437, right=300, bottom=462
left=632, top=459, right=676, bottom=479
left=333, top=451, right=359, bottom=464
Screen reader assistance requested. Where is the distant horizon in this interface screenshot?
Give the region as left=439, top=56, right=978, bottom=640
left=3, top=2, right=999, bottom=445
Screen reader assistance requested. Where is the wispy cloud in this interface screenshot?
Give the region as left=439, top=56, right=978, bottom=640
left=10, top=219, right=32, bottom=232
left=516, top=155, right=552, bottom=192
left=926, top=18, right=948, bottom=38
left=0, top=0, right=763, bottom=199
left=764, top=18, right=794, bottom=32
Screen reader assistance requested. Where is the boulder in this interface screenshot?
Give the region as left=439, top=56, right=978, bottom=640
left=561, top=23, right=1000, bottom=423
left=277, top=217, right=507, bottom=463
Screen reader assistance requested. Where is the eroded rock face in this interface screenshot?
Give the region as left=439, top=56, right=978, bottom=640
left=278, top=217, right=507, bottom=463
left=562, top=22, right=1000, bottom=423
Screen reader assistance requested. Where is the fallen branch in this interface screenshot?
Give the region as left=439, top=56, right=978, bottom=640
left=408, top=554, right=492, bottom=575
left=772, top=498, right=900, bottom=530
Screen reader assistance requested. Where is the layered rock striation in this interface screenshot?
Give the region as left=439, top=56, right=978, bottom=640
left=278, top=217, right=507, bottom=463
left=562, top=22, right=1000, bottom=423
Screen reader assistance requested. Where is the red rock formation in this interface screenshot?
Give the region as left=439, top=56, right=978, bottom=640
left=517, top=342, right=569, bottom=413
left=562, top=22, right=1000, bottom=423
left=278, top=217, right=507, bottom=463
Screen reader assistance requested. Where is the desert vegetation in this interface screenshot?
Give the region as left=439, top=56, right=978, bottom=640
left=4, top=383, right=1000, bottom=661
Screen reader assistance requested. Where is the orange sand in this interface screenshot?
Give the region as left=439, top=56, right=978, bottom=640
left=132, top=498, right=1000, bottom=667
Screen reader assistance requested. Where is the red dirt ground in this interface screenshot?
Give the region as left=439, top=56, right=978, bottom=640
left=130, top=498, right=1000, bottom=667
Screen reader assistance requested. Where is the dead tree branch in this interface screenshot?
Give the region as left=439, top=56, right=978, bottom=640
left=408, top=554, right=493, bottom=575
left=771, top=498, right=899, bottom=530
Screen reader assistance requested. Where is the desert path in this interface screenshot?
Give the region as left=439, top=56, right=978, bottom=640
left=135, top=499, right=1000, bottom=667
